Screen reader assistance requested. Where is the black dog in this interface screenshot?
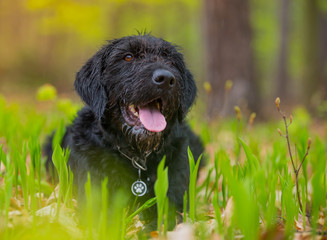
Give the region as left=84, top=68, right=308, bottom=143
left=45, top=34, right=203, bottom=227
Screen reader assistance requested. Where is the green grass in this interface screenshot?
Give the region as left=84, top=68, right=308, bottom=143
left=154, top=157, right=169, bottom=235
left=188, top=147, right=202, bottom=223
left=0, top=88, right=327, bottom=239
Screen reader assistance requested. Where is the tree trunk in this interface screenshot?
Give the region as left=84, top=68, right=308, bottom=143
left=276, top=0, right=290, bottom=101
left=318, top=10, right=327, bottom=100
left=204, top=0, right=258, bottom=118
left=302, top=0, right=319, bottom=108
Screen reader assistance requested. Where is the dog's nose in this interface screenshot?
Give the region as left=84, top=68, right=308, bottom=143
left=152, top=69, right=176, bottom=89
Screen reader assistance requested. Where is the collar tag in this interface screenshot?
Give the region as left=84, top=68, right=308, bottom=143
left=131, top=180, right=147, bottom=196
left=131, top=168, right=147, bottom=196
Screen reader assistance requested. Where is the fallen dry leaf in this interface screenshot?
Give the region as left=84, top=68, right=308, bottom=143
left=167, top=223, right=194, bottom=240
left=260, top=225, right=286, bottom=240
left=8, top=210, right=23, bottom=218
left=36, top=203, right=57, bottom=217
left=222, top=197, right=234, bottom=227
left=294, top=214, right=311, bottom=232
left=205, top=219, right=218, bottom=234
left=10, top=197, right=22, bottom=210
left=207, top=204, right=216, bottom=218
left=150, top=230, right=159, bottom=238
left=46, top=185, right=59, bottom=205
left=211, top=233, right=224, bottom=240
left=293, top=232, right=314, bottom=240
left=126, top=215, right=145, bottom=237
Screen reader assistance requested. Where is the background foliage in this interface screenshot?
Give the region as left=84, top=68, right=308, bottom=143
left=1, top=0, right=326, bottom=118
left=0, top=1, right=327, bottom=239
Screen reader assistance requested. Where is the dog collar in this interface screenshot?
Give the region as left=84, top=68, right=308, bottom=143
left=115, top=145, right=151, bottom=171
left=98, top=122, right=151, bottom=171
left=115, top=145, right=149, bottom=196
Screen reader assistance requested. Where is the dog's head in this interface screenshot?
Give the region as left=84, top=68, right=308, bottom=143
left=74, top=34, right=196, bottom=153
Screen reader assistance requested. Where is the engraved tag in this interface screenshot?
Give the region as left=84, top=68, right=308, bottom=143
left=131, top=180, right=147, bottom=196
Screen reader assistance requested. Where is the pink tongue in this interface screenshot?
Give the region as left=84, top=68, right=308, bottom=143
left=139, top=103, right=167, bottom=132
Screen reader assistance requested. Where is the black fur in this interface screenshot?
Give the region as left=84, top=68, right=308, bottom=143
left=45, top=34, right=203, bottom=228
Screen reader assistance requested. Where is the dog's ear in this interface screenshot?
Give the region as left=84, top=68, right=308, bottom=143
left=178, top=69, right=197, bottom=122
left=74, top=49, right=108, bottom=120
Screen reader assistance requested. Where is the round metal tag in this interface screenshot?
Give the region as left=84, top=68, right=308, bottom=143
left=131, top=180, right=147, bottom=196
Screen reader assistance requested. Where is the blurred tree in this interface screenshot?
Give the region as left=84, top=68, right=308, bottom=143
left=0, top=0, right=202, bottom=95
left=204, top=0, right=259, bottom=118
left=276, top=0, right=290, bottom=101
left=250, top=0, right=279, bottom=114
left=302, top=0, right=327, bottom=108
left=303, top=0, right=320, bottom=108
left=317, top=5, right=327, bottom=101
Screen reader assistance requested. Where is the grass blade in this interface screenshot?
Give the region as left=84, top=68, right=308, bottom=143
left=154, top=156, right=169, bottom=235
left=188, top=147, right=202, bottom=223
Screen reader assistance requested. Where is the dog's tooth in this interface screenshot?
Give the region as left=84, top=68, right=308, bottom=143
left=129, top=105, right=136, bottom=113
left=156, top=101, right=160, bottom=110
left=129, top=104, right=139, bottom=117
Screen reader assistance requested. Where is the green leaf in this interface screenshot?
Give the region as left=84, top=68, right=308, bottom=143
left=36, top=84, right=57, bottom=101
left=52, top=120, right=66, bottom=151
left=239, top=138, right=260, bottom=173
left=154, top=156, right=169, bottom=234
left=188, top=147, right=202, bottom=223
left=126, top=197, right=157, bottom=223
left=188, top=147, right=195, bottom=172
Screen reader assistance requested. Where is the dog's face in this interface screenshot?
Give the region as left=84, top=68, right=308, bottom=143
left=74, top=35, right=196, bottom=153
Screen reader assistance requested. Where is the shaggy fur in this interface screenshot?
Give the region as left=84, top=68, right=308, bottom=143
left=45, top=34, right=203, bottom=227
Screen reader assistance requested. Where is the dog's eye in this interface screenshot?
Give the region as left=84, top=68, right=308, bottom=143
left=124, top=54, right=134, bottom=62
